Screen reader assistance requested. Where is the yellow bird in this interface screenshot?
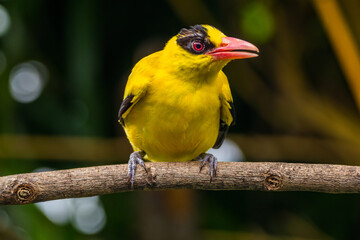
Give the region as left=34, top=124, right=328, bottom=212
left=118, top=25, right=259, bottom=186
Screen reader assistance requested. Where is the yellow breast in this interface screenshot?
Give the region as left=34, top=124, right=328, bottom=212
left=124, top=75, right=221, bottom=162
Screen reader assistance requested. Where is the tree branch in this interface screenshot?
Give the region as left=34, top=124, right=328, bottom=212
left=1, top=162, right=360, bottom=205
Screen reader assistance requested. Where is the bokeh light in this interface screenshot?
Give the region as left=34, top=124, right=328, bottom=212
left=0, top=5, right=10, bottom=37
left=35, top=199, right=74, bottom=225
left=9, top=61, right=48, bottom=103
left=240, top=1, right=275, bottom=43
left=35, top=196, right=106, bottom=234
left=72, top=197, right=106, bottom=235
left=207, top=139, right=244, bottom=162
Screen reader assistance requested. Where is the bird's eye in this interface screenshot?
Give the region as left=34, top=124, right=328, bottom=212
left=192, top=41, right=204, bottom=52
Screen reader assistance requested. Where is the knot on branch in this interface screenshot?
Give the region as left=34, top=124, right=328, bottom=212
left=264, top=171, right=282, bottom=191
left=13, top=183, right=38, bottom=204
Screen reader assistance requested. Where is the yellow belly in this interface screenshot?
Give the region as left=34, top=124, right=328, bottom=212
left=124, top=80, right=221, bottom=162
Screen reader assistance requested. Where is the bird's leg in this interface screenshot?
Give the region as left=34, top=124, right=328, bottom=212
left=197, top=153, right=218, bottom=182
left=127, top=151, right=147, bottom=188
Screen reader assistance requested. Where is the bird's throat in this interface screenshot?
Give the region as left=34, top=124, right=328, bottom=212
left=168, top=59, right=230, bottom=84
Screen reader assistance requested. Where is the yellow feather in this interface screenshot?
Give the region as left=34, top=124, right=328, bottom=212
left=218, top=71, right=234, bottom=126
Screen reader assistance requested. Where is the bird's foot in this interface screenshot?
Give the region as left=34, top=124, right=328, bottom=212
left=198, top=153, right=218, bottom=182
left=127, top=151, right=147, bottom=188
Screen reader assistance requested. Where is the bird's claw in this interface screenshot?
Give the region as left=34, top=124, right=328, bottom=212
left=127, top=151, right=147, bottom=188
left=198, top=153, right=218, bottom=182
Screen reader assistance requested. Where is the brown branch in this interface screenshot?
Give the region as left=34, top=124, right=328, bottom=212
left=1, top=162, right=360, bottom=205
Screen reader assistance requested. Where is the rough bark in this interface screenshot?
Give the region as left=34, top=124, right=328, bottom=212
left=1, top=162, right=360, bottom=205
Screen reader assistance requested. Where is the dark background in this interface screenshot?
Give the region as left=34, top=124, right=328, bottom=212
left=1, top=0, right=360, bottom=239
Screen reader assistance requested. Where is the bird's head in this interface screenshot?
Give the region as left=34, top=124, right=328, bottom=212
left=163, top=24, right=259, bottom=80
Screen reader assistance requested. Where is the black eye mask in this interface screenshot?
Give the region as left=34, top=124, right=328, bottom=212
left=176, top=25, right=215, bottom=55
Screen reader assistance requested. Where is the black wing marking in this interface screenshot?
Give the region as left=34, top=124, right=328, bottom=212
left=118, top=95, right=134, bottom=125
left=213, top=121, right=229, bottom=149
left=212, top=101, right=236, bottom=149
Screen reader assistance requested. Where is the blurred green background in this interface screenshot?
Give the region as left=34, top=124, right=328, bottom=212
left=1, top=0, right=360, bottom=239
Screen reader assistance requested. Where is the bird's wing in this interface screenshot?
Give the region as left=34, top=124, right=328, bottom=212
left=118, top=83, right=147, bottom=125
left=118, top=53, right=157, bottom=125
left=118, top=77, right=148, bottom=123
left=213, top=71, right=235, bottom=149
